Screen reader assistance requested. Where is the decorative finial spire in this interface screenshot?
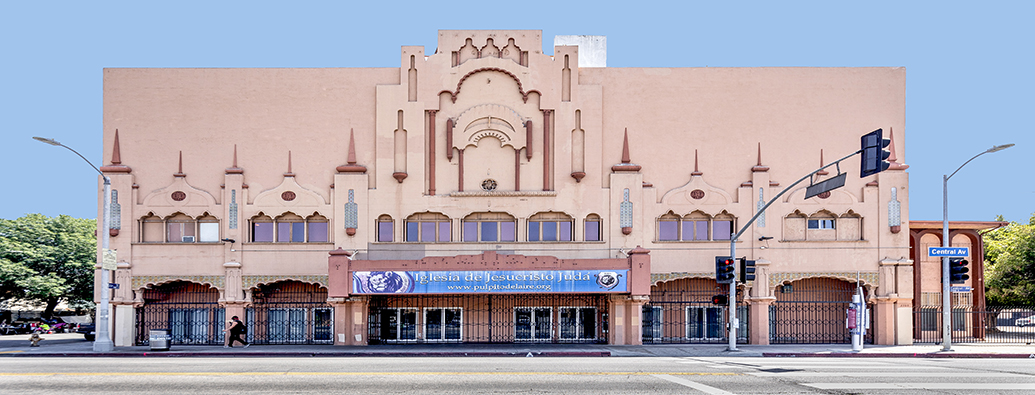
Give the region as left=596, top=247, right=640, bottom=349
left=337, top=128, right=367, bottom=173
left=284, top=151, right=295, bottom=177
left=174, top=151, right=185, bottom=177
left=100, top=129, right=132, bottom=173
left=752, top=142, right=769, bottom=172
left=887, top=127, right=909, bottom=170
left=226, top=144, right=244, bottom=174
left=816, top=149, right=829, bottom=175
left=692, top=149, right=703, bottom=176
left=611, top=128, right=641, bottom=172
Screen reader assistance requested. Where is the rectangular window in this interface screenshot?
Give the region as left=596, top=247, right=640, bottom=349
left=425, top=308, right=462, bottom=341
left=559, top=221, right=571, bottom=241
left=694, top=221, right=708, bottom=241
left=438, top=222, right=451, bottom=242
left=585, top=220, right=600, bottom=242
left=276, top=222, right=305, bottom=243
left=308, top=222, right=328, bottom=242
left=268, top=308, right=307, bottom=344
left=142, top=220, right=164, bottom=242
left=687, top=306, right=724, bottom=340
left=253, top=222, right=274, bottom=242
left=378, top=308, right=417, bottom=342
left=659, top=220, right=678, bottom=241
left=515, top=307, right=552, bottom=341
left=420, top=222, right=436, bottom=242
left=642, top=306, right=663, bottom=342
left=559, top=307, right=596, bottom=340
left=500, top=222, right=516, bottom=241
left=463, top=222, right=478, bottom=241
left=377, top=221, right=394, bottom=242
left=528, top=222, right=540, bottom=242
left=481, top=221, right=498, bottom=241
left=199, top=222, right=219, bottom=242
left=313, top=308, right=332, bottom=342
left=168, top=222, right=194, bottom=242
left=712, top=220, right=732, bottom=241
left=807, top=219, right=836, bottom=229
left=406, top=222, right=419, bottom=242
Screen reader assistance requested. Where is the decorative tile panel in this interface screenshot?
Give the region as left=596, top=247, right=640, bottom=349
left=620, top=188, right=632, bottom=228
left=343, top=189, right=358, bottom=229
left=756, top=187, right=765, bottom=228
left=110, top=190, right=121, bottom=230
left=229, top=190, right=238, bottom=229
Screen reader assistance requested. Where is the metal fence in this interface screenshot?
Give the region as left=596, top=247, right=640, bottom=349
left=245, top=282, right=332, bottom=345
left=769, top=278, right=873, bottom=344
left=367, top=294, right=609, bottom=344
left=642, top=278, right=748, bottom=344
left=913, top=306, right=1035, bottom=344
left=135, top=281, right=224, bottom=346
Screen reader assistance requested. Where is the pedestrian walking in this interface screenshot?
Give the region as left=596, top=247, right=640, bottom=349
left=223, top=316, right=250, bottom=348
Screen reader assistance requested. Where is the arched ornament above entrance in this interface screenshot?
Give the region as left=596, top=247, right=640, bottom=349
left=769, top=272, right=878, bottom=293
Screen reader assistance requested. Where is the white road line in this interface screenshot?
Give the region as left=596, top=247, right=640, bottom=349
left=652, top=374, right=735, bottom=395
left=707, top=365, right=746, bottom=369
left=803, top=383, right=1035, bottom=390
left=736, top=365, right=950, bottom=370
left=750, top=372, right=1024, bottom=377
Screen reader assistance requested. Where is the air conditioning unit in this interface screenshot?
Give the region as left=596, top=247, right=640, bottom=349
left=182, top=236, right=195, bottom=243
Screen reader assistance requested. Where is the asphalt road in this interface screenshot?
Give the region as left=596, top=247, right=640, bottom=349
left=1, top=356, right=1033, bottom=394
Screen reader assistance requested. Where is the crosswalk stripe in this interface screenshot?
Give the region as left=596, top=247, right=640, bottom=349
left=652, top=374, right=735, bottom=395
left=804, top=383, right=1035, bottom=390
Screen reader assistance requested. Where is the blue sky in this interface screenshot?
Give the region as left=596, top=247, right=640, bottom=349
left=1, top=1, right=1031, bottom=223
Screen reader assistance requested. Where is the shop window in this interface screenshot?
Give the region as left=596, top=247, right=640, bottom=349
left=642, top=305, right=663, bottom=342
left=515, top=307, right=552, bottom=341
left=559, top=307, right=596, bottom=340
left=405, top=212, right=451, bottom=242
left=584, top=214, right=602, bottom=242
left=379, top=308, right=417, bottom=342
left=424, top=308, right=462, bottom=341
left=377, top=215, right=394, bottom=242
left=686, top=306, right=724, bottom=340
left=462, top=212, right=516, bottom=242
left=528, top=212, right=573, bottom=242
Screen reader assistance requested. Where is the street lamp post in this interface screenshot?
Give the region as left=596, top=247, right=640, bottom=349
left=33, top=136, right=114, bottom=352
left=941, top=143, right=1014, bottom=351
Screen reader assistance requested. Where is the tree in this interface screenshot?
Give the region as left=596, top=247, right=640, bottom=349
left=0, top=214, right=96, bottom=317
left=983, top=213, right=1035, bottom=306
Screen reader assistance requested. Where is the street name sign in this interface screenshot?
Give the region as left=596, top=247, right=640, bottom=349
left=928, top=247, right=969, bottom=257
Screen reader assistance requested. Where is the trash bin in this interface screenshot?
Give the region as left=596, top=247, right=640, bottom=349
left=149, top=329, right=170, bottom=351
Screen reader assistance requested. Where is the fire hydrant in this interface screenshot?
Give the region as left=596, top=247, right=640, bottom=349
left=29, top=333, right=43, bottom=347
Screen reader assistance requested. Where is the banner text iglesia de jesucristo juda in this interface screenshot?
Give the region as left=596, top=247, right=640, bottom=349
left=352, top=270, right=628, bottom=294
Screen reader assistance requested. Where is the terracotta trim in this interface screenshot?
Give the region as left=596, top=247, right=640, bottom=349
left=445, top=118, right=454, bottom=161
left=525, top=120, right=533, bottom=160
left=428, top=110, right=437, bottom=196
left=514, top=149, right=521, bottom=191
left=457, top=149, right=464, bottom=192
left=542, top=109, right=552, bottom=191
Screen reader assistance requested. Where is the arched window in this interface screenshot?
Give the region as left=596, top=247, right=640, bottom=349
left=807, top=210, right=837, bottom=241
left=584, top=214, right=602, bottom=242
left=251, top=214, right=274, bottom=242
left=712, top=212, right=734, bottom=241
left=658, top=212, right=681, bottom=241
left=684, top=211, right=711, bottom=241
left=275, top=213, right=305, bottom=243
left=528, top=212, right=573, bottom=242
left=197, top=214, right=220, bottom=242
left=140, top=213, right=163, bottom=242
left=405, top=212, right=451, bottom=242
left=307, top=214, right=329, bottom=242
left=657, top=211, right=735, bottom=241
left=462, top=212, right=516, bottom=242
left=166, top=213, right=196, bottom=243
left=377, top=215, right=394, bottom=242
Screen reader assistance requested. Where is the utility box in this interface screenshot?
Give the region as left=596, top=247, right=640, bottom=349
left=149, top=329, right=170, bottom=351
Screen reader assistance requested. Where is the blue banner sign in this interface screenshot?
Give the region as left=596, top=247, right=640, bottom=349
left=352, top=270, right=628, bottom=294
left=928, top=247, right=970, bottom=257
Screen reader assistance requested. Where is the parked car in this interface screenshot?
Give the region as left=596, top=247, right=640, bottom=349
left=1016, top=317, right=1033, bottom=327
left=77, top=323, right=96, bottom=341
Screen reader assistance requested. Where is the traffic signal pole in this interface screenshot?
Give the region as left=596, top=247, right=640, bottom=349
left=725, top=148, right=863, bottom=351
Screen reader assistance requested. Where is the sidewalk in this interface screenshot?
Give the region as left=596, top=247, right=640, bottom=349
left=2, top=333, right=1033, bottom=358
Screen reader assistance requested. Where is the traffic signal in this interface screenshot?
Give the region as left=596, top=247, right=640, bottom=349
left=860, top=128, right=891, bottom=177
left=715, top=256, right=735, bottom=284
left=739, top=258, right=756, bottom=283
left=949, top=257, right=970, bottom=284
left=711, top=294, right=729, bottom=305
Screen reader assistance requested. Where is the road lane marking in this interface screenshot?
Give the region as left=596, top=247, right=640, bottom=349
left=804, top=383, right=1035, bottom=390
left=0, top=351, right=25, bottom=354
left=750, top=372, right=1024, bottom=377
left=0, top=372, right=745, bottom=378
left=652, top=374, right=735, bottom=395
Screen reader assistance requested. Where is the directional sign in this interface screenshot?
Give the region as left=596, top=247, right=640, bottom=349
left=108, top=283, right=120, bottom=289
left=928, top=247, right=969, bottom=257
left=950, top=286, right=972, bottom=292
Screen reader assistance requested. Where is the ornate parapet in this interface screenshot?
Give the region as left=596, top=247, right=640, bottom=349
left=241, top=275, right=329, bottom=289
left=132, top=275, right=225, bottom=291
left=650, top=272, right=712, bottom=286
left=769, top=271, right=878, bottom=289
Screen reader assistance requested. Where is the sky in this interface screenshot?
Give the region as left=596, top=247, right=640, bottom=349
left=1, top=1, right=1031, bottom=224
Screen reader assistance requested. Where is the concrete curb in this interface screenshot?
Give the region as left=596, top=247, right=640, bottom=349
left=763, top=352, right=1035, bottom=358
left=3, top=351, right=612, bottom=358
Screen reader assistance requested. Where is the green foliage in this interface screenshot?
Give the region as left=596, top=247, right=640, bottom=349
left=0, top=214, right=96, bottom=316
left=983, top=213, right=1035, bottom=306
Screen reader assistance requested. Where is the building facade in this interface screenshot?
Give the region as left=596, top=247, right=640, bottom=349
left=97, top=30, right=912, bottom=347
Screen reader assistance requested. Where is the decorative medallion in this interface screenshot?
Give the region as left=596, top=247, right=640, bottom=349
left=817, top=192, right=831, bottom=199
left=281, top=191, right=296, bottom=201
left=481, top=179, right=498, bottom=192
left=171, top=191, right=186, bottom=201
left=690, top=189, right=705, bottom=200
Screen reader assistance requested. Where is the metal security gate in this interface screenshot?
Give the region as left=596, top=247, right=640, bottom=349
left=246, top=281, right=332, bottom=345
left=642, top=278, right=747, bottom=344
left=914, top=305, right=1035, bottom=344
left=367, top=294, right=609, bottom=344
left=135, top=281, right=224, bottom=346
left=769, top=278, right=873, bottom=344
